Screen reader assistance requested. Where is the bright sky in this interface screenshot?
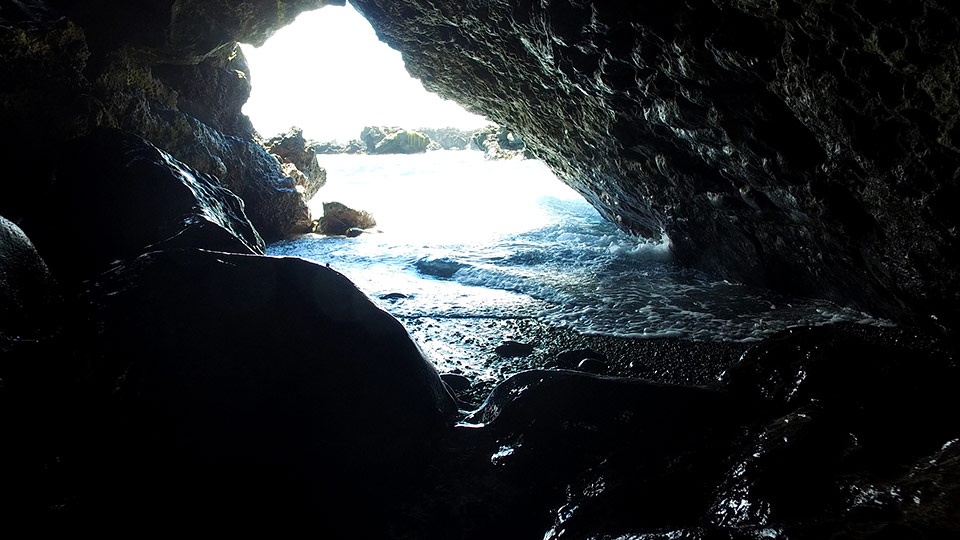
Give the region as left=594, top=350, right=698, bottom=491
left=239, top=3, right=490, bottom=142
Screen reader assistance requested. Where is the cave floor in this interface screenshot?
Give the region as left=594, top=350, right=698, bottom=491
left=399, top=316, right=751, bottom=407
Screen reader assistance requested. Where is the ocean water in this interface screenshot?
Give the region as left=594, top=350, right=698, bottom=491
left=267, top=151, right=884, bottom=342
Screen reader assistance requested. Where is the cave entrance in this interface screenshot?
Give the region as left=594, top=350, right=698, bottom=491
left=239, top=2, right=871, bottom=374
left=240, top=2, right=487, bottom=144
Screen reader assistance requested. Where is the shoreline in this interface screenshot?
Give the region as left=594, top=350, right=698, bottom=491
left=399, top=315, right=753, bottom=407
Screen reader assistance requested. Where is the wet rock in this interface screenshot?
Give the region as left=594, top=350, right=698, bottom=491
left=315, top=201, right=376, bottom=236
left=440, top=373, right=472, bottom=393
left=414, top=256, right=468, bottom=279
left=32, top=128, right=263, bottom=286
left=706, top=325, right=960, bottom=538
left=264, top=126, right=327, bottom=200
left=350, top=0, right=960, bottom=330
left=0, top=4, right=328, bottom=244
left=312, top=139, right=366, bottom=154
left=460, top=370, right=745, bottom=539
left=576, top=358, right=607, bottom=374
left=79, top=248, right=458, bottom=529
left=473, top=125, right=529, bottom=160
left=556, top=348, right=607, bottom=369
left=0, top=215, right=58, bottom=345
left=418, top=127, right=481, bottom=150
left=495, top=340, right=535, bottom=358
left=379, top=292, right=408, bottom=300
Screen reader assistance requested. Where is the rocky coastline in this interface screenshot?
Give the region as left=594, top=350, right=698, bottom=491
left=306, top=124, right=531, bottom=159
left=2, top=1, right=960, bottom=538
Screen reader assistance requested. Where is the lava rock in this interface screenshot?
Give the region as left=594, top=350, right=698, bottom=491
left=495, top=340, right=535, bottom=357
left=0, top=215, right=59, bottom=344
left=414, top=256, right=468, bottom=279
left=33, top=128, right=263, bottom=286
left=350, top=0, right=960, bottom=331
left=440, top=373, right=472, bottom=393
left=315, top=201, right=376, bottom=235
left=264, top=126, right=327, bottom=200
left=556, top=348, right=608, bottom=369
left=80, top=248, right=458, bottom=529
left=361, top=126, right=432, bottom=154
left=576, top=357, right=607, bottom=374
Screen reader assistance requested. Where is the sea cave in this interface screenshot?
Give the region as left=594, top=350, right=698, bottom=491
left=1, top=0, right=959, bottom=537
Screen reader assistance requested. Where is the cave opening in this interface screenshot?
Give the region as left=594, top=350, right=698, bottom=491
left=237, top=3, right=881, bottom=391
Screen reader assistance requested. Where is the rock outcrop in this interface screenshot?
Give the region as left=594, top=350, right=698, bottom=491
left=316, top=201, right=377, bottom=235
left=0, top=0, right=339, bottom=241
left=418, top=126, right=481, bottom=150
left=264, top=126, right=327, bottom=201
left=361, top=125, right=432, bottom=154
left=312, top=139, right=366, bottom=154
left=350, top=0, right=960, bottom=331
left=33, top=128, right=265, bottom=286
left=473, top=124, right=530, bottom=160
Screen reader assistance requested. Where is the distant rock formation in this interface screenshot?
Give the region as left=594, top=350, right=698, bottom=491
left=417, top=127, right=481, bottom=150
left=360, top=126, right=432, bottom=154
left=312, top=125, right=509, bottom=154
left=264, top=127, right=327, bottom=201
left=311, top=139, right=365, bottom=155
left=472, top=125, right=530, bottom=160
left=315, top=201, right=376, bottom=236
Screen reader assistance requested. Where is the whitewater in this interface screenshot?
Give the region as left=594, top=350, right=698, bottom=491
left=267, top=150, right=885, bottom=343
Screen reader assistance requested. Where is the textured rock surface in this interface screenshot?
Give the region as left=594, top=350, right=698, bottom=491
left=0, top=215, right=58, bottom=347
left=31, top=128, right=264, bottom=286
left=265, top=126, right=327, bottom=200
left=316, top=200, right=376, bottom=235
left=0, top=0, right=342, bottom=241
left=65, top=248, right=458, bottom=530
left=361, top=125, right=432, bottom=154
left=473, top=124, right=530, bottom=160
left=350, top=0, right=960, bottom=330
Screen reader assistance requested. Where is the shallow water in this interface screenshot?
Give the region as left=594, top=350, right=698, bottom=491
left=268, top=151, right=885, bottom=343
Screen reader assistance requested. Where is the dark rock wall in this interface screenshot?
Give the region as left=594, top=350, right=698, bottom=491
left=0, top=0, right=344, bottom=242
left=349, top=0, right=960, bottom=330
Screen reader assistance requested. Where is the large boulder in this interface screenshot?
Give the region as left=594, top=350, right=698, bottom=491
left=350, top=0, right=960, bottom=331
left=0, top=2, right=330, bottom=242
left=316, top=201, right=376, bottom=235
left=74, top=248, right=458, bottom=530
left=28, top=128, right=264, bottom=287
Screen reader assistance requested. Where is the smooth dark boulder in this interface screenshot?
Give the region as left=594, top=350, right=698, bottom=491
left=76, top=248, right=457, bottom=529
left=30, top=128, right=263, bottom=286
left=494, top=340, right=535, bottom=358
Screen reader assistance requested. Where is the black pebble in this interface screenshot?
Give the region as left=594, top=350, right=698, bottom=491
left=440, top=373, right=472, bottom=392
left=495, top=340, right=535, bottom=357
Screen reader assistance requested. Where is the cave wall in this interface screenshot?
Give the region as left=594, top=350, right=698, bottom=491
left=0, top=0, right=344, bottom=241
left=349, top=0, right=960, bottom=330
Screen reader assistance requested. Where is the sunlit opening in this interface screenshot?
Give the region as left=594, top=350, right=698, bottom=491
left=240, top=3, right=489, bottom=143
